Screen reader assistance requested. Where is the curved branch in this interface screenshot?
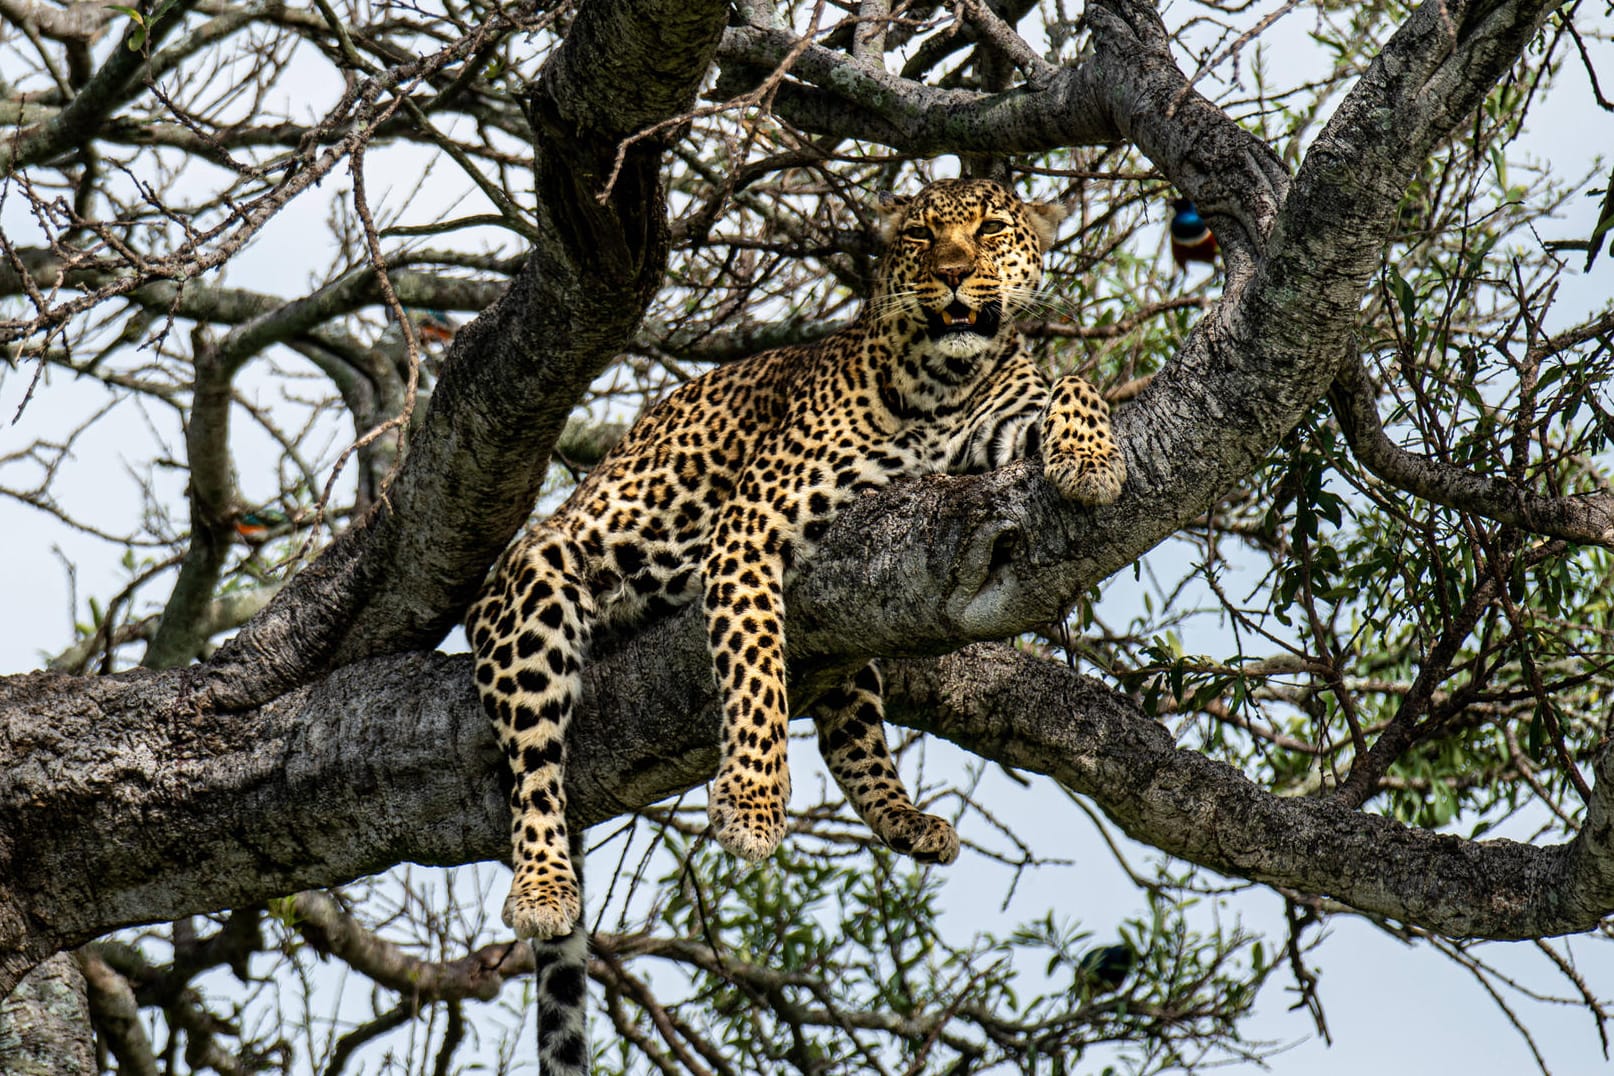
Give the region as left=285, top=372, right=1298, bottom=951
left=720, top=0, right=1288, bottom=276
left=1330, top=354, right=1614, bottom=547
left=193, top=0, right=730, bottom=710
left=291, top=891, right=529, bottom=1002
left=0, top=0, right=203, bottom=172
left=884, top=644, right=1614, bottom=941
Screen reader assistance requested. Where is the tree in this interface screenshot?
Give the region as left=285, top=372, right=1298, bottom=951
left=3, top=0, right=1613, bottom=1071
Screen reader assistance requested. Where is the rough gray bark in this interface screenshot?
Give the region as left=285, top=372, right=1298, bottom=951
left=0, top=628, right=717, bottom=991
left=885, top=647, right=1614, bottom=939
left=0, top=954, right=96, bottom=1076
left=6, top=628, right=1611, bottom=1001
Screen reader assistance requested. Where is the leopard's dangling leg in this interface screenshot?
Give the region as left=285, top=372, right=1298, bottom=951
left=814, top=662, right=959, bottom=864
left=702, top=511, right=793, bottom=861
left=466, top=528, right=592, bottom=941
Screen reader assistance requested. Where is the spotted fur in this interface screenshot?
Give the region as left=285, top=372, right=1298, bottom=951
left=465, top=178, right=1126, bottom=1072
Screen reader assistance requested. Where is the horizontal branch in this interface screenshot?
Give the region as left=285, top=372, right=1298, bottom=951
left=0, top=247, right=504, bottom=332
left=885, top=645, right=1614, bottom=940
left=6, top=618, right=1609, bottom=999
left=1330, top=354, right=1614, bottom=547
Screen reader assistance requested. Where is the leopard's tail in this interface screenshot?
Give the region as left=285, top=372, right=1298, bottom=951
left=534, top=829, right=590, bottom=1075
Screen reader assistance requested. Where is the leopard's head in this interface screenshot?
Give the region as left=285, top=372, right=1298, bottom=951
left=870, top=179, right=1066, bottom=357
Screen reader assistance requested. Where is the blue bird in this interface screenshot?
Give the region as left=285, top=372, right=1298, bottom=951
left=1169, top=198, right=1218, bottom=271
left=408, top=308, right=457, bottom=344
left=233, top=507, right=289, bottom=544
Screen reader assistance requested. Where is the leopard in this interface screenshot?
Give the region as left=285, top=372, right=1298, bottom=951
left=463, top=177, right=1127, bottom=1073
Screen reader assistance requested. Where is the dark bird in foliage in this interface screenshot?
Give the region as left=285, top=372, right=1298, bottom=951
left=1169, top=198, right=1218, bottom=271
left=1585, top=168, right=1614, bottom=271
left=233, top=508, right=288, bottom=544
left=1076, top=943, right=1135, bottom=993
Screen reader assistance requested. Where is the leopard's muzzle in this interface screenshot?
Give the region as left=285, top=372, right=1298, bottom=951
left=924, top=299, right=1002, bottom=342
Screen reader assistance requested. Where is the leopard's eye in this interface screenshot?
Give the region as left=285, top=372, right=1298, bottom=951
left=977, top=220, right=1009, bottom=236
left=902, top=226, right=933, bottom=243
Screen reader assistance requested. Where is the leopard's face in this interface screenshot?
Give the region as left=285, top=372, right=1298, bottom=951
left=872, top=179, right=1066, bottom=358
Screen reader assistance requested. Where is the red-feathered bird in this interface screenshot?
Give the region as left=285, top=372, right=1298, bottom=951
left=233, top=507, right=288, bottom=544
left=1169, top=198, right=1218, bottom=270
left=410, top=308, right=457, bottom=344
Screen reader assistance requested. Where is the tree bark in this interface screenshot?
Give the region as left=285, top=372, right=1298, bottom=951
left=0, top=954, right=96, bottom=1076
left=6, top=622, right=1611, bottom=999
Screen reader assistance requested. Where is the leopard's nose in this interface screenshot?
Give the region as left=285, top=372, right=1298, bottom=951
left=935, top=264, right=972, bottom=289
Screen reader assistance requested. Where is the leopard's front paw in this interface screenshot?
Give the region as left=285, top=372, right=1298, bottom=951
left=1044, top=449, right=1126, bottom=506
left=875, top=808, right=960, bottom=865
left=707, top=770, right=789, bottom=861
left=503, top=875, right=581, bottom=941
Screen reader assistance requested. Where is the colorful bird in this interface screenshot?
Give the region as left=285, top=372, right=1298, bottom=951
left=1169, top=198, right=1218, bottom=271
left=409, top=308, right=457, bottom=345
left=233, top=507, right=289, bottom=543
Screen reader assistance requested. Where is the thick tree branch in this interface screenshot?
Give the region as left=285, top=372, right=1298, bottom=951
left=1235, top=0, right=1565, bottom=375
left=885, top=645, right=1614, bottom=940
left=0, top=953, right=96, bottom=1075
left=191, top=0, right=729, bottom=710
left=719, top=0, right=1287, bottom=277
left=77, top=951, right=157, bottom=1076
left=0, top=0, right=203, bottom=172
left=6, top=622, right=1611, bottom=998
left=0, top=611, right=718, bottom=994
left=0, top=0, right=112, bottom=45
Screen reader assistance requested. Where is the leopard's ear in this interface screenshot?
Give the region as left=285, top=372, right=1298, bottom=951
left=876, top=191, right=912, bottom=244
left=1023, top=200, right=1069, bottom=252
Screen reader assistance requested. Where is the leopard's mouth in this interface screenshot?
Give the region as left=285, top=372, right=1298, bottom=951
left=924, top=299, right=1002, bottom=341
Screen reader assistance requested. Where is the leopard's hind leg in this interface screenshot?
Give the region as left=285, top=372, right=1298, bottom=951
left=467, top=528, right=592, bottom=941
left=814, top=662, right=959, bottom=864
